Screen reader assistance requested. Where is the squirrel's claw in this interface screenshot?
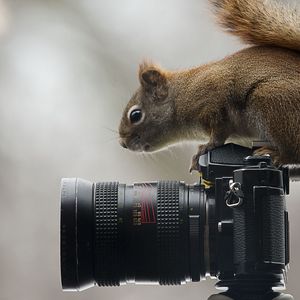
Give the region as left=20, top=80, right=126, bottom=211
left=189, top=154, right=200, bottom=173
left=253, top=146, right=281, bottom=166
left=190, top=143, right=214, bottom=173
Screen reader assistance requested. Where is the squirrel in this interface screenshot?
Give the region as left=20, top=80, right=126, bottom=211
left=118, top=0, right=300, bottom=172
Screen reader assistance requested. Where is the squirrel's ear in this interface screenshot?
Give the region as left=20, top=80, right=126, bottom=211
left=139, top=63, right=168, bottom=102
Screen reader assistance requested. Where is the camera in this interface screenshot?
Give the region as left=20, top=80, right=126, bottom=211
left=60, top=143, right=292, bottom=299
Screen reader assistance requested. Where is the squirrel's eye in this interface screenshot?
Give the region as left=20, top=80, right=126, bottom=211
left=129, top=109, right=143, bottom=124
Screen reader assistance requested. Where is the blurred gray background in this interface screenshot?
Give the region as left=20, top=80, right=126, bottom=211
left=0, top=0, right=299, bottom=299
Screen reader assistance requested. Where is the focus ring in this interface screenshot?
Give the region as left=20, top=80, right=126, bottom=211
left=94, top=182, right=120, bottom=286
left=157, top=181, right=182, bottom=285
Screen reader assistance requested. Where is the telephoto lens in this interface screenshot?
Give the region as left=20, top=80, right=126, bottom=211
left=60, top=178, right=207, bottom=291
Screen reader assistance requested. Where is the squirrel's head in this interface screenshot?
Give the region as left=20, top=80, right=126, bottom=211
left=119, top=62, right=175, bottom=152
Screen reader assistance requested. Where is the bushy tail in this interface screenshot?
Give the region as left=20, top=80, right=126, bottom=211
left=210, top=0, right=300, bottom=51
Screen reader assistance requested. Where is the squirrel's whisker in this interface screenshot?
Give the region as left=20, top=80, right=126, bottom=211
left=102, top=126, right=119, bottom=135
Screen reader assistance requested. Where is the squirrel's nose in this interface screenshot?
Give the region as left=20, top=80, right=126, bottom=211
left=120, top=140, right=128, bottom=149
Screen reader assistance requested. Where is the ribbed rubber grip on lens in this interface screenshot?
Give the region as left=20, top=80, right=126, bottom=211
left=94, top=182, right=120, bottom=286
left=157, top=181, right=183, bottom=285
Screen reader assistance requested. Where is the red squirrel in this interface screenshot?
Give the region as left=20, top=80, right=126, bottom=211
left=118, top=0, right=300, bottom=171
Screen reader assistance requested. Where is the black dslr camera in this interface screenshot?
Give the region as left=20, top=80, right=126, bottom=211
left=60, top=143, right=293, bottom=300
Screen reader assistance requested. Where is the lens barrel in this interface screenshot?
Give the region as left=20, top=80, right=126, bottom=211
left=60, top=179, right=206, bottom=291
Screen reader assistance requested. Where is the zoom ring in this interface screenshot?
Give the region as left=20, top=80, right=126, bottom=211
left=94, top=182, right=120, bottom=286
left=157, top=181, right=182, bottom=285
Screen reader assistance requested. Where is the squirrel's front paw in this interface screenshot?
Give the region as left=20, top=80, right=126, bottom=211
left=254, top=146, right=281, bottom=166
left=190, top=144, right=214, bottom=173
left=190, top=153, right=201, bottom=173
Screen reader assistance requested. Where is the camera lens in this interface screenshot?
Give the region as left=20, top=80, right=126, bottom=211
left=60, top=179, right=208, bottom=291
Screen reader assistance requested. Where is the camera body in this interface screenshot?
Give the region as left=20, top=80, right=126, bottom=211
left=198, top=143, right=289, bottom=292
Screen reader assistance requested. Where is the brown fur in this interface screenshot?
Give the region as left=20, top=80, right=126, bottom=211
left=210, top=0, right=300, bottom=51
left=118, top=0, right=300, bottom=170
